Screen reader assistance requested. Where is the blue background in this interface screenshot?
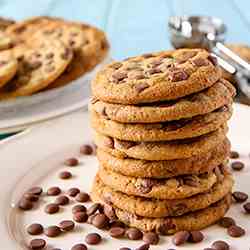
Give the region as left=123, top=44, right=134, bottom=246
left=1, top=0, right=250, bottom=59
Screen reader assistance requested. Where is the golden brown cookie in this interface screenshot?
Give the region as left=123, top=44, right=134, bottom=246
left=92, top=171, right=233, bottom=218
left=90, top=79, right=235, bottom=123
left=0, top=31, right=13, bottom=51
left=96, top=138, right=230, bottom=178
left=0, top=39, right=73, bottom=99
left=92, top=49, right=221, bottom=104
left=0, top=17, right=15, bottom=31
left=98, top=165, right=219, bottom=200
left=91, top=105, right=232, bottom=141
left=94, top=126, right=228, bottom=160
left=91, top=193, right=231, bottom=235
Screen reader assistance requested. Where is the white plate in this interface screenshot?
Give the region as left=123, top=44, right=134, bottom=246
left=0, top=54, right=111, bottom=134
left=0, top=103, right=250, bottom=250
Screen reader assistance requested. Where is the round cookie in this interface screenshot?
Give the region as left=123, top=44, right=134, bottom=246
left=0, top=39, right=73, bottom=99
left=0, top=17, right=15, bottom=31
left=92, top=194, right=231, bottom=235
left=92, top=171, right=233, bottom=218
left=91, top=105, right=232, bottom=141
left=97, top=138, right=230, bottom=178
left=0, top=50, right=18, bottom=88
left=98, top=165, right=218, bottom=200
left=92, top=48, right=221, bottom=104
left=0, top=31, right=13, bottom=51
left=30, top=20, right=109, bottom=90
left=94, top=126, right=228, bottom=160
left=90, top=79, right=235, bottom=123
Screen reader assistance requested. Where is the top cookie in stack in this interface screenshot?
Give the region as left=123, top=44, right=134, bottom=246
left=90, top=48, right=236, bottom=235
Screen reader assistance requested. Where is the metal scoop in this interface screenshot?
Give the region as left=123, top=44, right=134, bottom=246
left=168, top=15, right=250, bottom=97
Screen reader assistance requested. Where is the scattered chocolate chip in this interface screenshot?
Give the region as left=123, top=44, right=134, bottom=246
left=47, top=186, right=61, bottom=196
left=55, top=195, right=70, bottom=205
left=64, top=157, right=79, bottom=166
left=27, top=187, right=43, bottom=195
left=135, top=244, right=150, bottom=250
left=243, top=202, right=250, bottom=213
left=109, top=227, right=125, bottom=238
left=29, top=239, right=46, bottom=249
left=44, top=225, right=61, bottom=237
left=143, top=232, right=159, bottom=245
left=110, top=220, right=125, bottom=228
left=103, top=136, right=114, bottom=149
left=87, top=214, right=96, bottom=224
left=218, top=217, right=236, bottom=228
left=111, top=71, right=128, bottom=83
left=103, top=204, right=117, bottom=220
left=188, top=231, right=204, bottom=243
left=232, top=191, right=248, bottom=203
left=71, top=243, right=87, bottom=250
left=23, top=193, right=39, bottom=202
left=110, top=62, right=123, bottom=69
left=168, top=69, right=189, bottom=82
left=231, top=161, right=244, bottom=171
left=59, top=220, right=75, bottom=231
left=68, top=188, right=80, bottom=197
left=115, top=139, right=136, bottom=149
left=119, top=248, right=131, bottom=250
left=87, top=203, right=101, bottom=215
left=227, top=225, right=245, bottom=237
left=27, top=223, right=43, bottom=235
left=135, top=82, right=149, bottom=93
left=207, top=55, right=218, bottom=66
left=80, top=144, right=93, bottom=155
left=137, top=179, right=156, bottom=194
left=72, top=204, right=87, bottom=213
left=85, top=233, right=102, bottom=245
left=59, top=171, right=72, bottom=179
left=172, top=231, right=190, bottom=246
left=75, top=192, right=90, bottom=202
left=126, top=228, right=143, bottom=240
left=18, top=198, right=33, bottom=210
left=191, top=57, right=209, bottom=66
left=73, top=212, right=88, bottom=223
left=44, top=203, right=60, bottom=214
left=230, top=151, right=239, bottom=159
left=92, top=213, right=109, bottom=229
left=212, top=240, right=229, bottom=250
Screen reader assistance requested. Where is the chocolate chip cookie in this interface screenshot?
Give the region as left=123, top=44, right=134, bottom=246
left=92, top=171, right=233, bottom=217
left=92, top=193, right=231, bottom=235
left=91, top=105, right=232, bottom=141
left=0, top=49, right=18, bottom=88
left=0, top=31, right=13, bottom=51
left=97, top=138, right=230, bottom=178
left=0, top=39, right=73, bottom=99
left=0, top=17, right=15, bottom=31
left=98, top=165, right=218, bottom=199
left=92, top=49, right=221, bottom=104
left=90, top=79, right=235, bottom=123
left=94, top=126, right=228, bottom=160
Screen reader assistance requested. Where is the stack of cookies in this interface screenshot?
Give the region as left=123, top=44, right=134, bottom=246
left=90, top=48, right=236, bottom=235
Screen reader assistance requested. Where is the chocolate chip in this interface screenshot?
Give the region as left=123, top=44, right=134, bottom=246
left=137, top=179, right=156, bottom=194
left=92, top=213, right=109, bottom=229
left=128, top=70, right=145, bottom=80
left=109, top=227, right=125, bottom=238
left=103, top=204, right=117, bottom=220
left=72, top=204, right=87, bottom=213
left=59, top=220, right=75, bottom=231
left=232, top=191, right=248, bottom=203
left=47, top=186, right=61, bottom=196
left=80, top=144, right=93, bottom=155
left=188, top=231, right=204, bottom=243
left=29, top=239, right=46, bottom=249
left=27, top=187, right=43, bottom=195
left=119, top=248, right=131, bottom=250
left=68, top=187, right=80, bottom=197
left=230, top=151, right=239, bottom=159
left=227, top=225, right=245, bottom=237
left=231, top=161, right=244, bottom=171
left=46, top=52, right=54, bottom=59
left=207, top=55, right=218, bottom=66
left=18, top=198, right=33, bottom=210
left=111, top=71, right=128, bottom=83
left=143, top=232, right=159, bottom=245
left=218, top=217, right=236, bottom=228
left=44, top=225, right=61, bottom=237
left=73, top=212, right=88, bottom=223
left=85, top=233, right=102, bottom=245
left=27, top=223, right=44, bottom=235
left=75, top=192, right=90, bottom=202
left=110, top=62, right=123, bottom=69
left=55, top=195, right=70, bottom=205
left=180, top=51, right=197, bottom=60
left=29, top=61, right=42, bottom=70
left=103, top=136, right=114, bottom=149
left=135, top=82, right=149, bottom=93
left=212, top=240, right=229, bottom=250
left=44, top=203, right=60, bottom=214
left=110, top=220, right=125, bottom=228
left=135, top=244, right=150, bottom=250
left=147, top=67, right=162, bottom=74
left=59, top=171, right=72, bottom=179
left=61, top=48, right=72, bottom=60
left=126, top=228, right=143, bottom=240
left=64, top=157, right=79, bottom=166
left=87, top=203, right=101, bottom=215
left=23, top=193, right=39, bottom=202
left=87, top=214, right=96, bottom=224
left=168, top=69, right=189, bottom=82
left=192, top=57, right=209, bottom=66
left=115, top=139, right=136, bottom=149
left=71, top=244, right=87, bottom=250
left=183, top=176, right=198, bottom=187
left=172, top=231, right=190, bottom=246
left=243, top=202, right=250, bottom=213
